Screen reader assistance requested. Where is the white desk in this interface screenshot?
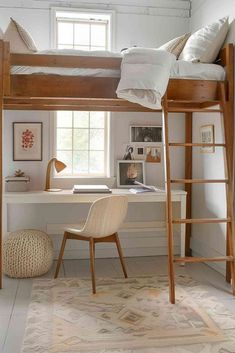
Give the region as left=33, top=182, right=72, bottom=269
left=4, top=189, right=187, bottom=257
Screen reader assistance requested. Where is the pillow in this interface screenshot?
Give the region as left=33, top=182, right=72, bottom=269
left=179, top=17, right=229, bottom=63
left=158, top=33, right=190, bottom=58
left=4, top=18, right=37, bottom=53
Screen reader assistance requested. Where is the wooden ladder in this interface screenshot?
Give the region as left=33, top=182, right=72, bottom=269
left=162, top=82, right=235, bottom=304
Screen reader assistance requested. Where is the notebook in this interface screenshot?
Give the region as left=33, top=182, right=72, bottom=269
left=73, top=184, right=112, bottom=194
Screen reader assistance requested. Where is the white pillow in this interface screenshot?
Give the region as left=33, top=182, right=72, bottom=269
left=179, top=17, right=229, bottom=63
left=4, top=18, right=37, bottom=53
left=158, top=33, right=190, bottom=59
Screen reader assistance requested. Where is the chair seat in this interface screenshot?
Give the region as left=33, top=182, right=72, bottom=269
left=55, top=195, right=128, bottom=293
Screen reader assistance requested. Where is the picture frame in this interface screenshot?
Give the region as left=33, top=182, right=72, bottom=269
left=117, top=160, right=146, bottom=188
left=123, top=144, right=135, bottom=160
left=145, top=146, right=161, bottom=163
left=134, top=146, right=145, bottom=160
left=200, top=124, right=215, bottom=153
left=13, top=122, right=43, bottom=161
left=130, top=125, right=162, bottom=144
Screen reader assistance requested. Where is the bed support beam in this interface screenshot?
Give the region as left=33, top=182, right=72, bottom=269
left=0, top=41, right=4, bottom=289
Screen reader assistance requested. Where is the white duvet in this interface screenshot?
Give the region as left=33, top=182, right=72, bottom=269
left=116, top=48, right=176, bottom=109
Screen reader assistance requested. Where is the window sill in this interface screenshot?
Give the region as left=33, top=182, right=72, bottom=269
left=51, top=176, right=116, bottom=189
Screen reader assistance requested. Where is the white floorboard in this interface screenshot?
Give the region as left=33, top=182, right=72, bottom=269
left=0, top=256, right=235, bottom=353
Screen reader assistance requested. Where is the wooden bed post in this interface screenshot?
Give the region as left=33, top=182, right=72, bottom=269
left=226, top=44, right=234, bottom=284
left=0, top=41, right=4, bottom=289
left=185, top=113, right=193, bottom=256
left=219, top=82, right=235, bottom=293
left=162, top=95, right=175, bottom=304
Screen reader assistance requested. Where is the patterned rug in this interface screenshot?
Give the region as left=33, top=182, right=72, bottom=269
left=21, top=275, right=235, bottom=353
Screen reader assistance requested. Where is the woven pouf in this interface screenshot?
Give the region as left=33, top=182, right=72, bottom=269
left=3, top=229, right=54, bottom=278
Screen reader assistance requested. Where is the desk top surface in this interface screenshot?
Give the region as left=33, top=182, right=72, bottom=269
left=4, top=189, right=187, bottom=204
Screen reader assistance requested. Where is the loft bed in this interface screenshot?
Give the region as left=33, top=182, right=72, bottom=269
left=0, top=40, right=234, bottom=303
left=1, top=41, right=233, bottom=112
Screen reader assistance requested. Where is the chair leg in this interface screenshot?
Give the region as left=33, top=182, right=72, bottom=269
left=54, top=232, right=67, bottom=279
left=114, top=233, right=128, bottom=278
left=89, top=238, right=96, bottom=294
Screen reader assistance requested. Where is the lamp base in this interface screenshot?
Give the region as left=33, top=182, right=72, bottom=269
left=45, top=188, right=62, bottom=192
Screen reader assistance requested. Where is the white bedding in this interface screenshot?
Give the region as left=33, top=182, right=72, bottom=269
left=11, top=48, right=226, bottom=80
left=171, top=60, right=225, bottom=80
left=11, top=60, right=226, bottom=81
left=116, top=48, right=176, bottom=109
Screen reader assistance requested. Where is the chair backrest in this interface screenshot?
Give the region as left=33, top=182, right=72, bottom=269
left=82, top=195, right=128, bottom=238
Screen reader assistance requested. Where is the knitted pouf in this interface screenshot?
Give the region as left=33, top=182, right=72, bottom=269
left=3, top=229, right=54, bottom=278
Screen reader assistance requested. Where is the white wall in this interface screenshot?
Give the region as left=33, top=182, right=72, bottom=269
left=2, top=0, right=190, bottom=259
left=190, top=0, right=235, bottom=274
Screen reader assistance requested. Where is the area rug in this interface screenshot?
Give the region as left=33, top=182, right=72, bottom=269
left=21, top=275, right=235, bottom=353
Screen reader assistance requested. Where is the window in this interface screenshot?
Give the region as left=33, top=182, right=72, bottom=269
left=54, top=9, right=113, bottom=177
left=56, top=111, right=109, bottom=176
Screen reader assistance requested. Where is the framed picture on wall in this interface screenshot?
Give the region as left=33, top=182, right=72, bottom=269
left=130, top=125, right=162, bottom=144
left=117, top=160, right=145, bottom=188
left=145, top=146, right=161, bottom=163
left=200, top=124, right=215, bottom=153
left=13, top=122, right=43, bottom=161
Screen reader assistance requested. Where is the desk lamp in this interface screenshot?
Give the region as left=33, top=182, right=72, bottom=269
left=44, top=158, right=66, bottom=192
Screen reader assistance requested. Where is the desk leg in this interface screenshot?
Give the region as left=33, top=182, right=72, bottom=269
left=180, top=195, right=186, bottom=263
left=3, top=200, right=7, bottom=235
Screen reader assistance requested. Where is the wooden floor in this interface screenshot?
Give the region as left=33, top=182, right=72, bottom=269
left=1, top=256, right=235, bottom=353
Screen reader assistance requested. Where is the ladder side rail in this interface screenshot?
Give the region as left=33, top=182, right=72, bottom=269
left=162, top=96, right=175, bottom=304
left=219, top=82, right=235, bottom=294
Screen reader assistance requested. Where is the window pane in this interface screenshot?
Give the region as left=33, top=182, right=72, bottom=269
left=74, top=111, right=89, bottom=128
left=73, top=151, right=89, bottom=173
left=90, top=129, right=104, bottom=150
left=74, top=23, right=90, bottom=45
left=57, top=150, right=72, bottom=174
left=58, top=22, right=73, bottom=45
left=91, top=24, right=106, bottom=46
left=73, top=129, right=89, bottom=150
left=57, top=111, right=73, bottom=127
left=57, top=129, right=72, bottom=150
left=90, top=112, right=104, bottom=128
left=90, top=151, right=104, bottom=173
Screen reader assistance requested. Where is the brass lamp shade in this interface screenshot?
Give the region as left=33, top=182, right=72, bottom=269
left=45, top=158, right=67, bottom=192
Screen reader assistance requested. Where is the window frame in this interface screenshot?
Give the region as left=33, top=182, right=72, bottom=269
left=50, top=7, right=116, bottom=50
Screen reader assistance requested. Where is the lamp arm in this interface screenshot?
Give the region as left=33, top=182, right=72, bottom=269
left=45, top=158, right=56, bottom=191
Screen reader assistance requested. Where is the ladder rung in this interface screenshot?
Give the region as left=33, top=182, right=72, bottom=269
left=169, top=143, right=226, bottom=147
left=171, top=179, right=228, bottom=184
left=174, top=256, right=234, bottom=263
left=173, top=218, right=231, bottom=224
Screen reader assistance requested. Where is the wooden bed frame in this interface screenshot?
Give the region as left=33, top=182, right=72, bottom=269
left=0, top=41, right=234, bottom=300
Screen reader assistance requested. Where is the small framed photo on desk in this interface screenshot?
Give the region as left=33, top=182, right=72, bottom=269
left=117, top=160, right=145, bottom=188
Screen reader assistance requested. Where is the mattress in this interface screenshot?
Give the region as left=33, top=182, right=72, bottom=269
left=11, top=49, right=226, bottom=81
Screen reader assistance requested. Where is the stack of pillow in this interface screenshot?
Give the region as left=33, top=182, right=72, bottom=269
left=0, top=16, right=231, bottom=65
left=158, top=16, right=229, bottom=63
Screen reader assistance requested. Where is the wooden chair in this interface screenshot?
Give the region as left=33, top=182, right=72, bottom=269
left=54, top=195, right=128, bottom=293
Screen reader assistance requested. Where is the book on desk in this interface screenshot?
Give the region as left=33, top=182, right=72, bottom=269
left=73, top=185, right=112, bottom=194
